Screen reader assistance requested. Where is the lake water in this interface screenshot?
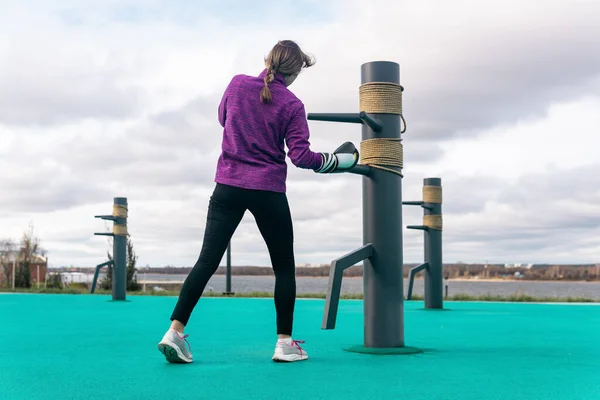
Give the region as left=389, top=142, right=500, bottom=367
left=125, top=273, right=600, bottom=300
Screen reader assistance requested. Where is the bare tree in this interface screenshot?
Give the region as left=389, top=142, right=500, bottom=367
left=0, top=239, right=16, bottom=288
left=15, top=223, right=46, bottom=289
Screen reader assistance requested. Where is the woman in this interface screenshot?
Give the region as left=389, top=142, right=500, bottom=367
left=157, top=40, right=358, bottom=363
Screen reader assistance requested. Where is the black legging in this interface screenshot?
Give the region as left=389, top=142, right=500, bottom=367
left=170, top=183, right=297, bottom=336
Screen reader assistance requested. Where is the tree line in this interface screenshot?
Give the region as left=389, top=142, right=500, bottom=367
left=139, top=263, right=600, bottom=281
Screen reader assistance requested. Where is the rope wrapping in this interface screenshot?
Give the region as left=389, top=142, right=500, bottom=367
left=359, top=81, right=406, bottom=133
left=111, top=204, right=128, bottom=236
left=423, top=186, right=442, bottom=204
left=113, top=224, right=128, bottom=236
left=112, top=204, right=128, bottom=218
left=359, top=138, right=403, bottom=176
left=359, top=82, right=403, bottom=115
left=356, top=82, right=406, bottom=176
left=423, top=215, right=443, bottom=231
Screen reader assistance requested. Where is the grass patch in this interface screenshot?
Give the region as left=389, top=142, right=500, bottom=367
left=128, top=290, right=365, bottom=300
left=1, top=287, right=597, bottom=303
left=0, top=287, right=89, bottom=295
left=447, top=293, right=597, bottom=303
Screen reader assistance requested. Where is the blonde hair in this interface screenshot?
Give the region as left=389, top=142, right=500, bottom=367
left=260, top=40, right=316, bottom=104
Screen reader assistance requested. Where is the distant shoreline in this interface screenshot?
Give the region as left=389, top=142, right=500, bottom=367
left=51, top=273, right=600, bottom=284
left=49, top=264, right=600, bottom=283
left=143, top=275, right=600, bottom=284
left=420, top=277, right=600, bottom=284
left=287, top=276, right=600, bottom=283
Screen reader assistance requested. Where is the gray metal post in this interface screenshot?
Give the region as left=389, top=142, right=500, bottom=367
left=307, top=60, right=420, bottom=355
left=404, top=178, right=443, bottom=308
left=112, top=197, right=128, bottom=301
left=223, top=242, right=234, bottom=295
left=445, top=276, right=449, bottom=299
left=423, top=178, right=443, bottom=308
left=93, top=197, right=128, bottom=300
left=361, top=61, right=405, bottom=348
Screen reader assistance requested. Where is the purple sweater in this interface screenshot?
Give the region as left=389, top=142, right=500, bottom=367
left=214, top=69, right=323, bottom=193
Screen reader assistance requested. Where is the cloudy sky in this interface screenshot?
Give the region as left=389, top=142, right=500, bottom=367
left=1, top=0, right=599, bottom=268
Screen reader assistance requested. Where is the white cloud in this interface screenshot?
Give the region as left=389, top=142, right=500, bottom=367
left=1, top=0, right=599, bottom=268
left=432, top=96, right=600, bottom=179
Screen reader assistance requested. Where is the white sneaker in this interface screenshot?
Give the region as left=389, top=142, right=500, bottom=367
left=158, top=329, right=193, bottom=363
left=272, top=339, right=308, bottom=362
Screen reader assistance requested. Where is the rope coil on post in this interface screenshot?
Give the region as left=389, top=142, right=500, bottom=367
left=423, top=186, right=442, bottom=204
left=112, top=204, right=128, bottom=236
left=113, top=224, right=128, bottom=236
left=360, top=138, right=403, bottom=176
left=112, top=204, right=128, bottom=218
left=423, top=215, right=443, bottom=230
left=359, top=82, right=406, bottom=133
left=357, top=82, right=406, bottom=176
left=359, top=82, right=403, bottom=114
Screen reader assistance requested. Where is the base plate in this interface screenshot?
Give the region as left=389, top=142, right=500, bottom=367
left=344, top=345, right=423, bottom=355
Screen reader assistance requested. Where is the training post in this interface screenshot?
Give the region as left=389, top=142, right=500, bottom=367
left=308, top=61, right=421, bottom=354
left=405, top=178, right=444, bottom=309
left=91, top=197, right=128, bottom=301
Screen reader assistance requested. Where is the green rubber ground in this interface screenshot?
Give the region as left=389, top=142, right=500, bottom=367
left=1, top=294, right=599, bottom=399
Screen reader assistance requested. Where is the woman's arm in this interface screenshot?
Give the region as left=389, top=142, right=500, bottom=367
left=285, top=103, right=324, bottom=170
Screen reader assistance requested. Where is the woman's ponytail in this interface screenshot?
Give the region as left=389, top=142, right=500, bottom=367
left=260, top=40, right=315, bottom=104
left=260, top=67, right=276, bottom=104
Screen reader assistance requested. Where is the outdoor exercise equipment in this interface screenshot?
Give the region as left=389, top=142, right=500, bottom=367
left=405, top=178, right=444, bottom=308
left=90, top=197, right=128, bottom=301
left=308, top=60, right=421, bottom=354
left=223, top=242, right=235, bottom=295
